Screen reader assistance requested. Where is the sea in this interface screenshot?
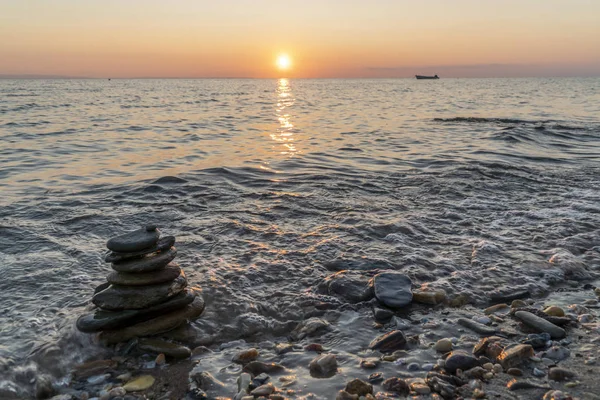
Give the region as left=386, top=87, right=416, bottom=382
left=1, top=78, right=599, bottom=397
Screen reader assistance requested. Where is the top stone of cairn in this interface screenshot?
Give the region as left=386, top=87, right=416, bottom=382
left=106, top=226, right=160, bottom=252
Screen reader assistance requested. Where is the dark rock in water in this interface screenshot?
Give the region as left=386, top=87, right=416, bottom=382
left=321, top=271, right=374, bottom=304
left=345, top=378, right=373, bottom=396
left=457, top=318, right=497, bottom=336
left=373, top=307, right=394, bottom=321
left=112, top=247, right=177, bottom=273
left=444, top=351, right=479, bottom=373
left=243, top=361, right=285, bottom=375
left=94, top=281, right=110, bottom=294
left=489, top=289, right=529, bottom=303
left=35, top=375, right=55, bottom=399
left=105, top=236, right=176, bottom=263
left=382, top=377, right=409, bottom=396
left=309, top=354, right=337, bottom=378
left=99, top=295, right=205, bottom=344
left=107, top=262, right=182, bottom=286
left=373, top=272, right=412, bottom=308
left=77, top=288, right=197, bottom=332
left=138, top=338, right=191, bottom=359
left=92, top=273, right=187, bottom=310
left=369, top=330, right=407, bottom=352
left=515, top=311, right=566, bottom=339
left=107, top=227, right=160, bottom=252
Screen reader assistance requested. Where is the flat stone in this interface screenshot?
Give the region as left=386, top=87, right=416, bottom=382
left=382, top=377, right=409, bottom=396
left=107, top=262, right=182, bottom=286
left=515, top=311, right=566, bottom=339
left=77, top=288, right=197, bottom=332
left=309, top=354, right=338, bottom=378
left=92, top=273, right=187, bottom=310
left=123, top=375, right=155, bottom=392
left=368, top=330, right=407, bottom=352
left=112, top=247, right=177, bottom=273
left=548, top=367, right=575, bottom=381
left=105, top=236, right=176, bottom=263
left=489, top=289, right=530, bottom=303
left=498, top=344, right=534, bottom=370
left=242, top=361, right=285, bottom=375
left=458, top=318, right=497, bottom=336
left=138, top=338, right=191, bottom=359
left=444, top=351, right=479, bottom=373
left=99, top=295, right=205, bottom=344
left=373, top=272, right=412, bottom=308
left=412, top=289, right=446, bottom=305
left=250, top=383, right=274, bottom=396
left=72, top=359, right=118, bottom=378
left=434, top=338, right=453, bottom=353
left=107, top=227, right=160, bottom=252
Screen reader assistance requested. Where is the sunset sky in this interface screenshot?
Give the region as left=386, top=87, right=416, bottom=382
left=1, top=0, right=599, bottom=78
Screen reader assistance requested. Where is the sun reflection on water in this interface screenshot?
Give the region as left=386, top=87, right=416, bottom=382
left=271, top=78, right=297, bottom=156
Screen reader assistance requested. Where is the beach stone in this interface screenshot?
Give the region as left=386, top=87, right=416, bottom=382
left=99, top=295, right=205, bottom=344
left=138, top=338, right=191, bottom=358
left=382, top=377, right=409, bottom=396
left=77, top=288, right=196, bottom=332
left=123, top=375, right=155, bottom=392
left=373, top=272, right=412, bottom=308
left=515, top=311, right=566, bottom=339
left=336, top=391, right=358, bottom=400
left=107, top=262, right=182, bottom=286
left=372, top=307, right=394, bottom=321
left=444, top=351, right=479, bottom=373
left=434, top=338, right=453, bottom=353
left=521, top=332, right=551, bottom=349
left=543, top=391, right=571, bottom=400
left=107, top=227, right=160, bottom=252
left=250, top=383, right=274, bottom=397
left=72, top=359, right=118, bottom=378
left=232, top=348, right=259, bottom=364
left=484, top=303, right=509, bottom=315
left=412, top=289, right=446, bottom=305
left=309, top=354, right=337, bottom=378
left=112, top=247, right=177, bottom=273
left=489, top=289, right=529, bottom=303
left=92, top=273, right=187, bottom=310
left=548, top=367, right=575, bottom=381
left=321, top=271, right=374, bottom=303
left=369, top=330, right=407, bottom=352
left=237, top=373, right=251, bottom=393
left=105, top=236, right=175, bottom=263
left=457, top=318, right=496, bottom=336
left=498, top=344, right=534, bottom=370
left=544, top=306, right=565, bottom=317
left=507, top=368, right=523, bottom=376
left=242, top=361, right=285, bottom=375
left=345, top=378, right=372, bottom=396
left=35, top=375, right=55, bottom=399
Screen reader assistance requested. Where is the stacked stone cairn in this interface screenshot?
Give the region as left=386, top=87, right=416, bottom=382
left=76, top=226, right=204, bottom=346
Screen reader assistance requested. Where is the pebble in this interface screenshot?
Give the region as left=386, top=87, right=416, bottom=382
left=433, top=338, right=453, bottom=353
left=106, top=227, right=160, bottom=252
left=138, top=338, right=191, bottom=359
left=382, top=377, right=410, bottom=396
left=412, top=289, right=446, bottom=305
left=232, top=348, right=259, bottom=364
left=155, top=353, right=166, bottom=365
left=511, top=299, right=528, bottom=308
left=367, top=372, right=383, bottom=383
left=457, top=318, right=496, bottom=335
left=482, top=362, right=493, bottom=371
left=87, top=374, right=110, bottom=385
left=544, top=306, right=565, bottom=317
left=579, top=314, right=594, bottom=323
left=372, top=307, right=394, bottom=321
left=507, top=379, right=550, bottom=391
left=109, top=387, right=126, bottom=397
left=111, top=247, right=177, bottom=273
left=407, top=363, right=420, bottom=371
left=493, top=364, right=503, bottom=373
left=533, top=368, right=546, bottom=377
left=421, top=363, right=434, bottom=371
left=548, top=367, right=575, bottom=381
left=444, top=351, right=479, bottom=373
left=473, top=316, right=492, bottom=325
left=368, top=330, right=407, bottom=352
left=485, top=303, right=509, bottom=315
left=410, top=380, right=431, bottom=394
left=345, top=378, right=373, bottom=396
left=123, top=375, right=155, bottom=392
left=543, top=390, right=571, bottom=400
left=515, top=311, right=566, bottom=339
left=544, top=346, right=570, bottom=361
left=250, top=383, right=274, bottom=396
left=507, top=368, right=523, bottom=376
left=497, top=344, right=534, bottom=370
left=336, top=390, right=358, bottom=400
left=522, top=332, right=552, bottom=349
left=359, top=358, right=378, bottom=369
left=309, top=354, right=338, bottom=378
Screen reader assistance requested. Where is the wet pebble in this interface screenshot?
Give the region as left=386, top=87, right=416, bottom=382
left=407, top=363, right=420, bottom=371
left=548, top=367, right=575, bottom=381
left=232, top=348, right=259, bottom=364
left=544, top=306, right=565, bottom=317
left=367, top=372, right=383, bottom=383
left=444, top=351, right=479, bottom=373
left=544, top=346, right=570, bottom=361
left=507, top=368, right=523, bottom=376
left=498, top=344, right=533, bottom=370
left=368, top=330, right=407, bottom=352
left=309, top=354, right=337, bottom=378
left=345, top=378, right=373, bottom=396
left=515, top=311, right=566, bottom=339
left=382, top=377, right=409, bottom=396
left=533, top=368, right=546, bottom=377
left=250, top=383, right=274, bottom=396
left=433, top=338, right=453, bottom=353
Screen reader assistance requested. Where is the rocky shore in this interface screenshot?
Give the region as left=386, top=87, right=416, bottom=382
left=34, top=267, right=600, bottom=400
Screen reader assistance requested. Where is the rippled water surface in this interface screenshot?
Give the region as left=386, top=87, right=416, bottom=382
left=1, top=78, right=600, bottom=396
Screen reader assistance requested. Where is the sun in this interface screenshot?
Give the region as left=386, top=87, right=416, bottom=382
left=276, top=54, right=292, bottom=70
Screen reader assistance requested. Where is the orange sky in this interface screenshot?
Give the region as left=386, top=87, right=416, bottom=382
left=1, top=0, right=599, bottom=78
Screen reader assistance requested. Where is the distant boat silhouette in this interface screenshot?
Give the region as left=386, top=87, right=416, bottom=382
left=415, top=74, right=439, bottom=80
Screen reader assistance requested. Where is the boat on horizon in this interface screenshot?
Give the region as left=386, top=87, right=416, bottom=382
left=416, top=74, right=439, bottom=80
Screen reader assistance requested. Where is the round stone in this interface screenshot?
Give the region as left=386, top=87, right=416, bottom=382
left=107, top=262, right=182, bottom=286
left=107, top=228, right=160, bottom=252
left=444, top=351, right=479, bottom=373
left=112, top=247, right=177, bottom=273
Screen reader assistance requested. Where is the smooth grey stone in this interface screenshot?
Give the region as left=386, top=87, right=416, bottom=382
left=112, top=247, right=177, bottom=273
left=92, top=273, right=187, bottom=310
left=106, top=227, right=160, bottom=252
left=457, top=318, right=497, bottom=336
left=99, top=295, right=205, bottom=344
left=94, top=281, right=110, bottom=294
left=515, top=311, right=566, bottom=339
left=138, top=338, right=191, bottom=359
left=105, top=236, right=176, bottom=263
left=373, top=272, right=412, bottom=308
left=107, top=262, right=182, bottom=286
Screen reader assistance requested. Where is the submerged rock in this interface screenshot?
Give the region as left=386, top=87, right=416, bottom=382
left=123, top=375, right=155, bottom=392
left=107, top=262, right=182, bottom=286
left=138, top=338, right=191, bottom=359
left=112, top=247, right=177, bottom=273
left=107, top=226, right=160, bottom=253
left=309, top=354, right=338, bottom=378
left=242, top=361, right=285, bottom=375
left=321, top=271, right=374, bottom=303
left=382, top=377, right=409, bottom=396
left=92, top=273, right=187, bottom=310
left=345, top=378, right=373, bottom=396
left=99, top=295, right=205, bottom=344
left=232, top=348, right=259, bottom=364
left=369, top=330, right=407, bottom=352
left=373, top=272, right=412, bottom=308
